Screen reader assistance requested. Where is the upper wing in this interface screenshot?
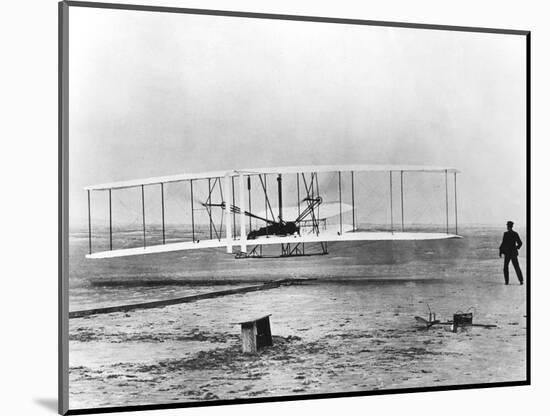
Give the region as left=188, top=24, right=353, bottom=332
left=84, top=170, right=231, bottom=191
left=85, top=164, right=460, bottom=191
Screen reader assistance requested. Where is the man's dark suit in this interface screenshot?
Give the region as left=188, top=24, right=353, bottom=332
left=499, top=230, right=524, bottom=284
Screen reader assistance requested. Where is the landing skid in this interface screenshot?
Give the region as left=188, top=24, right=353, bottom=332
left=235, top=242, right=329, bottom=259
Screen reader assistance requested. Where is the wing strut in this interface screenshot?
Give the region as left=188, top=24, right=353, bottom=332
left=218, top=178, right=224, bottom=238
left=445, top=169, right=449, bottom=234
left=247, top=176, right=252, bottom=231
left=141, top=185, right=146, bottom=248
left=239, top=173, right=246, bottom=253
left=277, top=174, right=283, bottom=222
left=109, top=189, right=113, bottom=250
left=231, top=177, right=236, bottom=240
left=264, top=174, right=269, bottom=237
left=160, top=183, right=166, bottom=244
left=400, top=171, right=405, bottom=232
left=315, top=173, right=320, bottom=226
left=351, top=171, right=355, bottom=232
left=338, top=171, right=342, bottom=235
left=296, top=173, right=300, bottom=220
left=207, top=178, right=212, bottom=240
left=390, top=171, right=394, bottom=233
left=190, top=180, right=195, bottom=242
left=87, top=190, right=92, bottom=254
left=454, top=172, right=458, bottom=235
left=224, top=174, right=232, bottom=253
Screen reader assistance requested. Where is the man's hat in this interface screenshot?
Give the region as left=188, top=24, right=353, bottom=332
left=507, top=221, right=514, bottom=227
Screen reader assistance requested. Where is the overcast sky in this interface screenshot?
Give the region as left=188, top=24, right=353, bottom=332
left=68, top=7, right=526, bottom=229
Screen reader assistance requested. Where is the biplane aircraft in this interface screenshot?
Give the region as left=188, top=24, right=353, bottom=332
left=84, top=165, right=461, bottom=260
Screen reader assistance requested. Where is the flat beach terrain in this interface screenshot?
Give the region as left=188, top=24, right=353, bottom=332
left=68, top=226, right=527, bottom=410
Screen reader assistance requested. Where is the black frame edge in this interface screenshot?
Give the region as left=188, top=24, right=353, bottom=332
left=525, top=31, right=531, bottom=385
left=59, top=1, right=70, bottom=415
left=64, top=0, right=529, bottom=36
left=66, top=381, right=530, bottom=415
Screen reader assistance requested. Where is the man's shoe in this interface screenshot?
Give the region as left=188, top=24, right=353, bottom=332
left=520, top=281, right=523, bottom=285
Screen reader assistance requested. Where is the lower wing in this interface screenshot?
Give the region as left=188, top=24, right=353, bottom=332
left=86, top=225, right=460, bottom=259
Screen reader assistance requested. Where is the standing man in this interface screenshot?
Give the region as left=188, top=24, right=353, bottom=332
left=499, top=221, right=524, bottom=285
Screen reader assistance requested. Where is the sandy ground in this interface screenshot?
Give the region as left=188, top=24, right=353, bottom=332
left=67, top=227, right=527, bottom=410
